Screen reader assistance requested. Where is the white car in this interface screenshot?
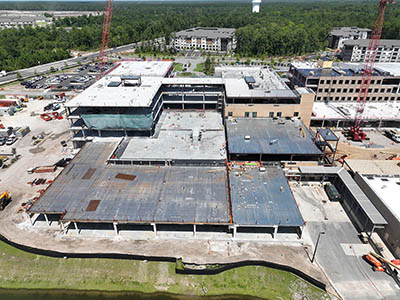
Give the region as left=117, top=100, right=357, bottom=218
left=5, top=136, right=17, bottom=145
left=0, top=70, right=6, bottom=77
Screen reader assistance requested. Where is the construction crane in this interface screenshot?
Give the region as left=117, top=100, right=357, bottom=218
left=97, top=0, right=113, bottom=80
left=349, top=0, right=394, bottom=141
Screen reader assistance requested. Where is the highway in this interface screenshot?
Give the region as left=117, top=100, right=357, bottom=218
left=0, top=38, right=163, bottom=85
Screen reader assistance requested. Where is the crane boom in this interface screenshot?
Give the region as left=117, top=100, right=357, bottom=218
left=98, top=0, right=113, bottom=80
left=350, top=0, right=393, bottom=141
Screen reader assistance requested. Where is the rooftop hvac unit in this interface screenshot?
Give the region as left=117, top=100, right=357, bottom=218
left=244, top=135, right=251, bottom=140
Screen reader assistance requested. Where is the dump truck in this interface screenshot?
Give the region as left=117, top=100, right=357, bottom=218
left=0, top=192, right=11, bottom=210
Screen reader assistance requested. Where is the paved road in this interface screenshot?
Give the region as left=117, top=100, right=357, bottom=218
left=308, top=221, right=400, bottom=300
left=0, top=38, right=163, bottom=85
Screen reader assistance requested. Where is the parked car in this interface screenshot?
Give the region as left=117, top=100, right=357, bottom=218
left=5, top=136, right=17, bottom=145
left=324, top=183, right=341, bottom=202
left=52, top=103, right=61, bottom=111
left=0, top=137, right=6, bottom=146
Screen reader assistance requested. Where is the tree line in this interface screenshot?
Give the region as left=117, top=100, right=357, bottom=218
left=0, top=1, right=399, bottom=71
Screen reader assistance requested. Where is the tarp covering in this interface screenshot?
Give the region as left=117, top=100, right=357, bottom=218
left=81, top=113, right=153, bottom=130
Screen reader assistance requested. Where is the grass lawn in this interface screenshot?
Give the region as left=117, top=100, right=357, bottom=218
left=193, top=63, right=204, bottom=72
left=177, top=72, right=195, bottom=78
left=0, top=241, right=329, bottom=299
left=174, top=63, right=183, bottom=72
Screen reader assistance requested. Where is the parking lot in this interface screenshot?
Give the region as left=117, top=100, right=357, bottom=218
left=18, top=62, right=116, bottom=92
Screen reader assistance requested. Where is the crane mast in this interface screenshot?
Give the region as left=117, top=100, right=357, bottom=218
left=97, top=0, right=113, bottom=80
left=349, top=0, right=393, bottom=141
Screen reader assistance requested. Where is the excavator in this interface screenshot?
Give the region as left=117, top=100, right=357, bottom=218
left=0, top=192, right=11, bottom=211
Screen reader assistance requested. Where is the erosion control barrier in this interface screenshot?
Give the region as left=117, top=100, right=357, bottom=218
left=176, top=258, right=326, bottom=291
left=0, top=233, right=326, bottom=291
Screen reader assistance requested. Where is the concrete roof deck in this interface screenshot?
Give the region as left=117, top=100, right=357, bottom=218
left=229, top=166, right=304, bottom=226
left=312, top=102, right=400, bottom=121
left=29, top=142, right=230, bottom=224
left=226, top=118, right=322, bottom=156
left=345, top=159, right=400, bottom=176
left=116, top=111, right=226, bottom=163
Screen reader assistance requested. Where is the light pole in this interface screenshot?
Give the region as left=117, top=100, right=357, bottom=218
left=311, top=231, right=325, bottom=263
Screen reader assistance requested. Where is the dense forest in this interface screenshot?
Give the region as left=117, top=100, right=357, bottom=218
left=0, top=1, right=399, bottom=71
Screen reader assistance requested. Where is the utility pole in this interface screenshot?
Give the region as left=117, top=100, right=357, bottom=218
left=311, top=231, right=325, bottom=263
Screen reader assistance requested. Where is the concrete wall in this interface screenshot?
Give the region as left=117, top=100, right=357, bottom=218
left=354, top=173, right=400, bottom=258
left=224, top=92, right=314, bottom=127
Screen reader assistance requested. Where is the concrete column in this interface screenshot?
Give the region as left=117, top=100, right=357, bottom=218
left=113, top=222, right=119, bottom=236
left=98, top=130, right=102, bottom=137
left=74, top=222, right=80, bottom=234
left=26, top=212, right=33, bottom=226
left=231, top=226, right=237, bottom=238
left=299, top=225, right=304, bottom=239
left=193, top=224, right=196, bottom=237
left=322, top=119, right=325, bottom=127
left=61, top=222, right=66, bottom=235
left=43, top=213, right=50, bottom=227
left=152, top=223, right=157, bottom=237
left=273, top=225, right=278, bottom=239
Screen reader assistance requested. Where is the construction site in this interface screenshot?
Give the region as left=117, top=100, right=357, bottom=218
left=0, top=1, right=400, bottom=300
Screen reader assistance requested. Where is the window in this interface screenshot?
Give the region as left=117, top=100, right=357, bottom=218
left=345, top=80, right=350, bottom=84
left=269, top=112, right=274, bottom=118
left=294, top=112, right=299, bottom=117
left=341, top=97, right=346, bottom=101
left=343, top=88, right=347, bottom=93
left=320, top=80, right=325, bottom=84
left=277, top=112, right=282, bottom=117
left=351, top=80, right=356, bottom=84
left=349, top=88, right=354, bottom=93
left=370, top=80, right=375, bottom=84
left=318, top=88, right=323, bottom=93
left=335, top=96, right=340, bottom=101
left=252, top=112, right=257, bottom=118
left=337, top=88, right=342, bottom=93
left=338, top=80, right=343, bottom=84
left=228, top=112, right=233, bottom=117
left=324, top=88, right=329, bottom=93
left=380, top=88, right=385, bottom=93
left=245, top=112, right=250, bottom=118
left=374, top=88, right=379, bottom=93
left=333, top=80, right=337, bottom=84
left=357, top=80, right=362, bottom=84
left=326, top=80, right=331, bottom=84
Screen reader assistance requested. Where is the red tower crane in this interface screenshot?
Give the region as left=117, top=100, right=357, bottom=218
left=349, top=0, right=394, bottom=141
left=97, top=0, right=113, bottom=80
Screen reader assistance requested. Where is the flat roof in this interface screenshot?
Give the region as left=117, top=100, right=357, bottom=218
left=345, top=159, right=400, bottom=176
left=112, top=60, right=173, bottom=77
left=329, top=27, right=371, bottom=36
left=66, top=61, right=173, bottom=108
left=115, top=111, right=226, bottom=163
left=226, top=118, right=322, bottom=156
left=343, top=39, right=400, bottom=47
left=362, top=175, right=400, bottom=222
left=175, top=27, right=235, bottom=39
left=312, top=102, right=400, bottom=121
left=66, top=75, right=162, bottom=108
left=29, top=142, right=230, bottom=224
left=216, top=66, right=294, bottom=98
left=292, top=62, right=400, bottom=78
left=229, top=166, right=304, bottom=226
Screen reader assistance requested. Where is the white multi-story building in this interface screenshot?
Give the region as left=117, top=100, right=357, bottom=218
left=342, top=39, right=400, bottom=63
left=327, top=27, right=371, bottom=49
left=173, top=27, right=236, bottom=53
left=252, top=0, right=261, bottom=13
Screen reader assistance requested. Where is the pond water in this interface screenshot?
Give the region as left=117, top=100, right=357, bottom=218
left=0, top=289, right=263, bottom=300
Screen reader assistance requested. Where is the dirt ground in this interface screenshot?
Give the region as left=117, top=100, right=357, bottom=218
left=336, top=142, right=400, bottom=160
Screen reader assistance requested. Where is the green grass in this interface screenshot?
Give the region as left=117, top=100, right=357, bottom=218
left=173, top=63, right=183, bottom=72
left=177, top=72, right=195, bottom=78
left=193, top=63, right=204, bottom=72
left=0, top=241, right=329, bottom=299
